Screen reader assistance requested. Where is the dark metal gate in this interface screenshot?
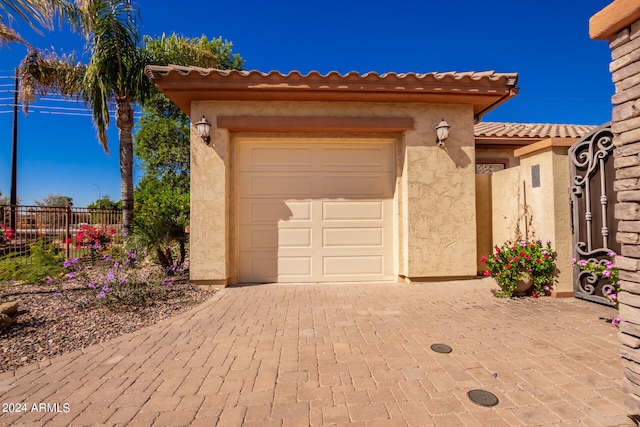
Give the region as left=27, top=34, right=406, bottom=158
left=569, top=122, right=619, bottom=304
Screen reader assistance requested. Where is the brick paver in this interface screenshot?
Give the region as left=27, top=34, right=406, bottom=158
left=0, top=278, right=630, bottom=426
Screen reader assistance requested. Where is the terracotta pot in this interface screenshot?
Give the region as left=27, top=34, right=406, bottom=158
left=514, top=274, right=534, bottom=296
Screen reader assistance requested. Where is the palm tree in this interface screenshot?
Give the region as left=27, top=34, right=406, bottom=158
left=19, top=0, right=244, bottom=234
left=1, top=0, right=79, bottom=47
left=20, top=0, right=140, bottom=233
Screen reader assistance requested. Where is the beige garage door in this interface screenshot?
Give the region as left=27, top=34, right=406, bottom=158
left=238, top=138, right=394, bottom=283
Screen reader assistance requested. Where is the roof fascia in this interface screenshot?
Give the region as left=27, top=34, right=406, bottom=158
left=145, top=67, right=519, bottom=117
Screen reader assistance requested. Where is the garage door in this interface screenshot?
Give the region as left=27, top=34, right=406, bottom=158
left=238, top=138, right=394, bottom=283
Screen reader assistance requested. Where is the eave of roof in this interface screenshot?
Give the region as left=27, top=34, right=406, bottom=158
left=144, top=66, right=519, bottom=120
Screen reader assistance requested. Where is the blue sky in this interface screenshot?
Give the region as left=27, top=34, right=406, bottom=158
left=0, top=0, right=614, bottom=207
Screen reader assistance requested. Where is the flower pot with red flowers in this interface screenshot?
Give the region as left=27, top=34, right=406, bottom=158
left=514, top=274, right=534, bottom=296
left=481, top=239, right=557, bottom=298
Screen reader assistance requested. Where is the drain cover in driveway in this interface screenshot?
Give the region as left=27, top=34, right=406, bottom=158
left=467, top=389, right=499, bottom=407
left=430, top=343, right=452, bottom=354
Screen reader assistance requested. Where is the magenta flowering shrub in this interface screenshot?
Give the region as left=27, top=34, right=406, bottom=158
left=482, top=239, right=557, bottom=298
left=573, top=252, right=620, bottom=308
left=1, top=224, right=14, bottom=243
left=66, top=224, right=116, bottom=263
left=58, top=251, right=183, bottom=308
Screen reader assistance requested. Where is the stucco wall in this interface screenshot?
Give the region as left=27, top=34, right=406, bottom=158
left=519, top=151, right=556, bottom=240
left=475, top=174, right=492, bottom=273
left=189, top=125, right=229, bottom=287
left=401, top=105, right=477, bottom=279
left=490, top=142, right=573, bottom=294
left=491, top=166, right=523, bottom=246
left=551, top=148, right=573, bottom=294
left=188, top=100, right=477, bottom=285
left=517, top=147, right=573, bottom=294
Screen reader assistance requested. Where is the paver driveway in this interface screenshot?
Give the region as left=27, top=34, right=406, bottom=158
left=0, top=278, right=630, bottom=426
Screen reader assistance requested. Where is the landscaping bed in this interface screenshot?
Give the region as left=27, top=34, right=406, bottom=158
left=0, top=266, right=216, bottom=373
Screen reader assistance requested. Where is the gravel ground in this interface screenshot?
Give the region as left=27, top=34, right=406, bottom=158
left=0, top=261, right=217, bottom=373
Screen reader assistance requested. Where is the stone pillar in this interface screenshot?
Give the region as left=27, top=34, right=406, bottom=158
left=591, top=0, right=640, bottom=418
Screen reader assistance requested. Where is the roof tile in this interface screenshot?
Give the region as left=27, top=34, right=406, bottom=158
left=147, top=66, right=519, bottom=86
left=474, top=122, right=598, bottom=139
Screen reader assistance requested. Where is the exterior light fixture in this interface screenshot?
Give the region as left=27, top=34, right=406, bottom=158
left=435, top=119, right=450, bottom=147
left=195, top=115, right=211, bottom=144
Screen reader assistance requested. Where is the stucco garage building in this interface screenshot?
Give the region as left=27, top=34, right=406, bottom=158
left=145, top=67, right=519, bottom=287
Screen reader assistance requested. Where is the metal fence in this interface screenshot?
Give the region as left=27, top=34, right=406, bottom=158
left=0, top=205, right=122, bottom=260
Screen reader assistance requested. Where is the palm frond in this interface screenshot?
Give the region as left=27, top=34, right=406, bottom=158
left=0, top=22, right=24, bottom=46
left=0, top=0, right=47, bottom=27
left=0, top=0, right=79, bottom=31
left=17, top=48, right=114, bottom=152
left=19, top=48, right=86, bottom=105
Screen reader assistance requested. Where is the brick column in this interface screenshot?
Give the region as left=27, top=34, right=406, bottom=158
left=591, top=0, right=640, bottom=418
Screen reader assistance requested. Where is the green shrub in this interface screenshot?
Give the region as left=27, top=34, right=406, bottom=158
left=0, top=238, right=65, bottom=284
left=134, top=177, right=188, bottom=272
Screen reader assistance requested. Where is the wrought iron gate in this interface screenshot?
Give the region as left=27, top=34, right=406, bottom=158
left=570, top=122, right=619, bottom=305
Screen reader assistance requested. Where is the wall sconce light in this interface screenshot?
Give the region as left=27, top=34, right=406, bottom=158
left=435, top=119, right=450, bottom=147
left=195, top=115, right=211, bottom=145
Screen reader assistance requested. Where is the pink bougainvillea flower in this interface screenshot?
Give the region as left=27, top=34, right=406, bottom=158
left=480, top=256, right=487, bottom=263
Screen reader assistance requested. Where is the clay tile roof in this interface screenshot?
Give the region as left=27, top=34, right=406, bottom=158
left=145, top=66, right=519, bottom=85
left=474, top=122, right=598, bottom=139
left=144, top=66, right=519, bottom=118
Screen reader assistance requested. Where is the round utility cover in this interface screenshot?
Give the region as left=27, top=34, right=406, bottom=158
left=467, top=389, right=499, bottom=407
left=430, top=343, right=452, bottom=354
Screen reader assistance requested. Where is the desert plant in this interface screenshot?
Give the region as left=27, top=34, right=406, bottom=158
left=0, top=237, right=65, bottom=283
left=59, top=250, right=180, bottom=308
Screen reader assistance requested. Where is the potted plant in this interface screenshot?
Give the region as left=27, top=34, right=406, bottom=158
left=482, top=239, right=557, bottom=297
